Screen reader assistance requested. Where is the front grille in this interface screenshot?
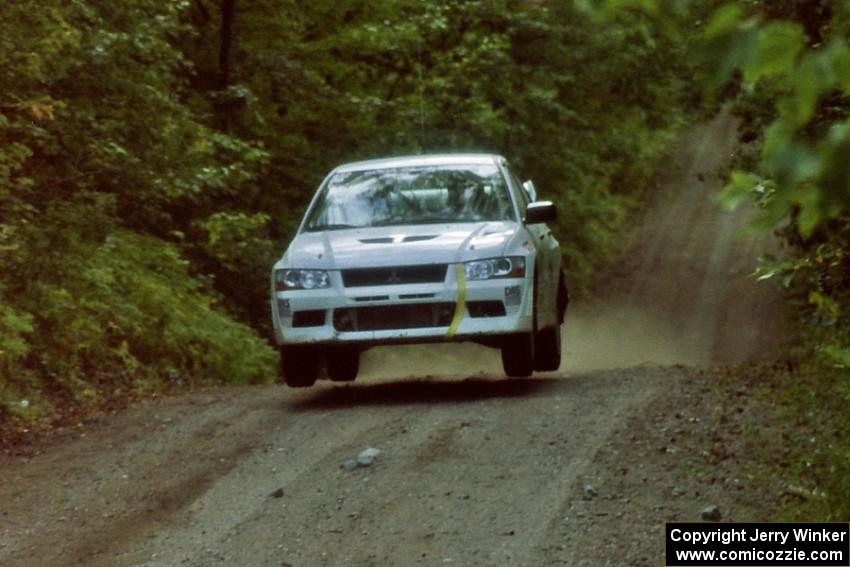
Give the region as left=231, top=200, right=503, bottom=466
left=341, top=264, right=447, bottom=287
left=333, top=303, right=455, bottom=332
left=292, top=309, right=326, bottom=328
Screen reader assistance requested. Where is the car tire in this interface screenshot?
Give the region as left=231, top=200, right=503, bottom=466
left=557, top=270, right=569, bottom=324
left=534, top=324, right=561, bottom=371
left=501, top=333, right=535, bottom=377
left=280, top=346, right=319, bottom=387
left=327, top=347, right=359, bottom=382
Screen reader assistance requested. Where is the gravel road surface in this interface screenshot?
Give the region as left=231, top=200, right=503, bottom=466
left=0, top=112, right=790, bottom=567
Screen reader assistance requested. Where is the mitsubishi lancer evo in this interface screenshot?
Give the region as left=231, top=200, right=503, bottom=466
left=270, top=154, right=568, bottom=387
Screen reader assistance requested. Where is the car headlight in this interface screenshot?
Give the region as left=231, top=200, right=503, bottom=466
left=274, top=269, right=331, bottom=290
left=464, top=257, right=526, bottom=280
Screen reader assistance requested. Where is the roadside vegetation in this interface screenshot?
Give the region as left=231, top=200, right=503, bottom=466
left=698, top=0, right=850, bottom=521
left=0, top=1, right=700, bottom=430
left=584, top=0, right=850, bottom=524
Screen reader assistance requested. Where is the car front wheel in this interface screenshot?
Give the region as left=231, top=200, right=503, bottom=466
left=534, top=324, right=561, bottom=371
left=280, top=345, right=319, bottom=387
left=327, top=347, right=359, bottom=382
left=501, top=333, right=535, bottom=377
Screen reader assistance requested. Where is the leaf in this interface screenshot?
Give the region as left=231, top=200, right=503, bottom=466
left=762, top=119, right=795, bottom=157
left=28, top=102, right=56, bottom=122
left=704, top=3, right=745, bottom=40
left=797, top=200, right=822, bottom=239
left=604, top=0, right=658, bottom=15
left=820, top=344, right=850, bottom=368
left=816, top=121, right=850, bottom=219
left=702, top=12, right=759, bottom=90
left=717, top=170, right=761, bottom=210
left=763, top=137, right=819, bottom=202
left=781, top=271, right=794, bottom=288
left=743, top=21, right=805, bottom=83
left=752, top=255, right=799, bottom=287
left=809, top=291, right=840, bottom=321
left=832, top=42, right=850, bottom=92
left=777, top=53, right=829, bottom=127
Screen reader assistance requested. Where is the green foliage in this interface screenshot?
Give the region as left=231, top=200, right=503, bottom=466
left=65, top=231, right=276, bottom=385
left=1, top=0, right=702, bottom=424
left=0, top=0, right=277, bottom=422
left=697, top=0, right=850, bottom=522
left=3, top=229, right=276, bottom=410
left=705, top=0, right=850, bottom=375
left=194, top=0, right=698, bottom=289
left=193, top=211, right=277, bottom=327
left=754, top=236, right=850, bottom=369
left=0, top=303, right=33, bottom=360
left=708, top=3, right=850, bottom=238
left=200, top=212, right=274, bottom=273
left=592, top=0, right=850, bottom=522
left=765, top=363, right=850, bottom=523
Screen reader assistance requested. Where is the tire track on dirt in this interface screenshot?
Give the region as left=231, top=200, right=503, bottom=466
left=1, top=391, right=284, bottom=567
left=124, top=372, right=672, bottom=567
left=0, top=110, right=791, bottom=567
left=562, top=109, right=790, bottom=372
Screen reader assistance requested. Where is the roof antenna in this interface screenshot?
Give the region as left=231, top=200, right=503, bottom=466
left=417, top=33, right=426, bottom=153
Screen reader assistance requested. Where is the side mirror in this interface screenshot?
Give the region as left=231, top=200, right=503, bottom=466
left=522, top=180, right=537, bottom=202
left=525, top=201, right=557, bottom=224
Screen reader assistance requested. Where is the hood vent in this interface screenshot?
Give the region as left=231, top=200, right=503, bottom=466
left=359, top=237, right=394, bottom=244
left=358, top=235, right=439, bottom=244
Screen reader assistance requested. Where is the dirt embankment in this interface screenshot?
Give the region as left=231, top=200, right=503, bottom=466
left=0, top=111, right=791, bottom=567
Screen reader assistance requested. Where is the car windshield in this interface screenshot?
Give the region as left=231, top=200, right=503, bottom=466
left=304, top=164, right=514, bottom=231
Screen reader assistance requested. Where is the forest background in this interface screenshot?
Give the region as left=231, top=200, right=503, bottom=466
left=1, top=0, right=849, bottom=516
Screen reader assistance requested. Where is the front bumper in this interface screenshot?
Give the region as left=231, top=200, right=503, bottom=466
left=271, top=264, right=533, bottom=346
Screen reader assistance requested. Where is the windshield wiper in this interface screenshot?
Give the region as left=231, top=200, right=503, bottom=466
left=407, top=217, right=478, bottom=225
left=371, top=217, right=463, bottom=227
left=369, top=219, right=416, bottom=227
left=304, top=223, right=359, bottom=231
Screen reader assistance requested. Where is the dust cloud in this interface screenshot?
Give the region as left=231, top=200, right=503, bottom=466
left=359, top=110, right=791, bottom=381
left=359, top=343, right=502, bottom=381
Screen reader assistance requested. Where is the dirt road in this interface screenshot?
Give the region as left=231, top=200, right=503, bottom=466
left=0, top=112, right=789, bottom=566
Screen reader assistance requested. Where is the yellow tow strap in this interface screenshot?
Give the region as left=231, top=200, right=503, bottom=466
left=446, top=263, right=466, bottom=338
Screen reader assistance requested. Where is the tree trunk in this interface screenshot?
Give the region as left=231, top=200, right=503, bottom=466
left=218, top=0, right=235, bottom=88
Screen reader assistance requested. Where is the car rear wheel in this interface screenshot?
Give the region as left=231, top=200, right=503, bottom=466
left=280, top=346, right=319, bottom=387
left=534, top=323, right=561, bottom=371
left=327, top=347, right=359, bottom=382
left=501, top=333, right=535, bottom=377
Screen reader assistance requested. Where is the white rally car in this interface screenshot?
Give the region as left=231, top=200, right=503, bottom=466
left=271, top=154, right=568, bottom=387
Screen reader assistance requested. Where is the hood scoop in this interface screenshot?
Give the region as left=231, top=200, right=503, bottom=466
left=359, top=237, right=394, bottom=244
left=402, top=235, right=438, bottom=243
left=358, top=235, right=439, bottom=245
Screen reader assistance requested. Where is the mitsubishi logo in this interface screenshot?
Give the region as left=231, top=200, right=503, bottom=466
left=387, top=270, right=402, bottom=284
